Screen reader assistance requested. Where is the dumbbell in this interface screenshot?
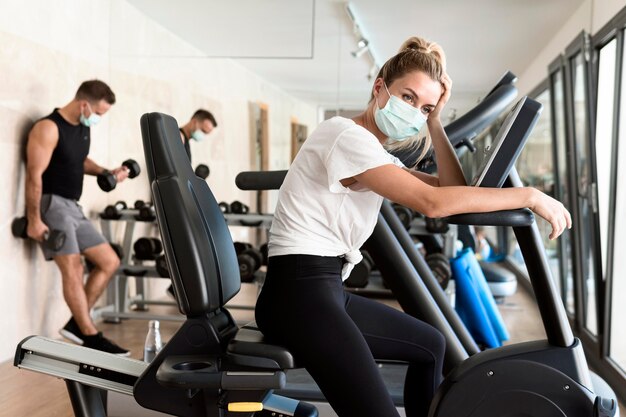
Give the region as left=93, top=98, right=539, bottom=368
left=425, top=217, right=449, bottom=234
left=194, top=164, right=210, bottom=180
left=134, top=199, right=149, bottom=210
left=233, top=241, right=252, bottom=255
left=97, top=159, right=141, bottom=192
left=86, top=242, right=124, bottom=273
left=230, top=200, right=249, bottom=214
left=345, top=251, right=374, bottom=288
left=425, top=252, right=452, bottom=289
left=218, top=202, right=231, bottom=214
left=392, top=203, right=414, bottom=230
left=155, top=254, right=170, bottom=278
left=11, top=216, right=66, bottom=251
left=101, top=201, right=128, bottom=220
left=133, top=237, right=163, bottom=260
left=238, top=247, right=263, bottom=283
left=136, top=204, right=156, bottom=222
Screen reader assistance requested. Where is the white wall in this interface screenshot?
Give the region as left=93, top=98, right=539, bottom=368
left=0, top=0, right=318, bottom=361
left=518, top=0, right=625, bottom=95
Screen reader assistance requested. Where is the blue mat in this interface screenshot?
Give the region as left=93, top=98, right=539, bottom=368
left=451, top=248, right=510, bottom=347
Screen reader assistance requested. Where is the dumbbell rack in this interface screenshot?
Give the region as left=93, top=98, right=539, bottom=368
left=223, top=211, right=273, bottom=290
left=93, top=210, right=275, bottom=324
left=95, top=209, right=185, bottom=324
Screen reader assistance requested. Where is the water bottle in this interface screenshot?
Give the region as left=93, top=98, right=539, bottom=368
left=144, top=320, right=163, bottom=362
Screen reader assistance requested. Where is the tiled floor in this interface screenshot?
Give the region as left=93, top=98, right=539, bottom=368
left=1, top=281, right=624, bottom=417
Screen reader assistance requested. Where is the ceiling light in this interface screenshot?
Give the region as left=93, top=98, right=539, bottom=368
left=351, top=44, right=369, bottom=58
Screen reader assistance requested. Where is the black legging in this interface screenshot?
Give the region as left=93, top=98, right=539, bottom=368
left=255, top=254, right=445, bottom=417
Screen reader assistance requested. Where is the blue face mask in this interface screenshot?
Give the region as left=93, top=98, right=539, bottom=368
left=374, top=83, right=427, bottom=141
left=79, top=103, right=101, bottom=127
left=191, top=129, right=206, bottom=142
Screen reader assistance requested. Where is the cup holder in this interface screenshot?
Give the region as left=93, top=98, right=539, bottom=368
left=173, top=361, right=213, bottom=371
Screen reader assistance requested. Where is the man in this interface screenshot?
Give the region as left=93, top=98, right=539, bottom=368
left=178, top=109, right=217, bottom=162
left=26, top=80, right=130, bottom=355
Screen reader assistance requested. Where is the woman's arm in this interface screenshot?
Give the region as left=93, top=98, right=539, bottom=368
left=426, top=73, right=466, bottom=187
left=353, top=164, right=571, bottom=240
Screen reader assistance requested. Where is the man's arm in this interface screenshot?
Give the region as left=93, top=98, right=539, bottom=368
left=25, top=120, right=59, bottom=240
left=84, top=158, right=130, bottom=183
left=84, top=157, right=107, bottom=176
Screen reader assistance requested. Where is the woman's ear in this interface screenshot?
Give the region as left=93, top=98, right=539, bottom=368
left=372, top=77, right=384, bottom=100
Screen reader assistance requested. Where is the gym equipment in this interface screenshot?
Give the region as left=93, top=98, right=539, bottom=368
left=451, top=247, right=509, bottom=348
left=479, top=260, right=517, bottom=300
left=101, top=201, right=128, bottom=220
left=218, top=201, right=230, bottom=213
left=238, top=247, right=263, bottom=283
left=136, top=204, right=156, bottom=222
left=233, top=241, right=252, bottom=255
left=230, top=200, right=249, bottom=214
left=155, top=254, right=170, bottom=278
left=425, top=216, right=449, bottom=234
left=16, top=112, right=320, bottom=417
left=425, top=252, right=452, bottom=289
left=194, top=163, right=210, bottom=179
left=11, top=216, right=66, bottom=251
left=134, top=199, right=148, bottom=209
left=133, top=237, right=163, bottom=260
left=391, top=203, right=413, bottom=230
left=97, top=159, right=141, bottom=192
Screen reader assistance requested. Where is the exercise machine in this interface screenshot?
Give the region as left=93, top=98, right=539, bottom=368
left=15, top=112, right=320, bottom=417
left=236, top=96, right=620, bottom=416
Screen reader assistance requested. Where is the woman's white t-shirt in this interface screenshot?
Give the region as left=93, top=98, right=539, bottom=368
left=268, top=116, right=405, bottom=280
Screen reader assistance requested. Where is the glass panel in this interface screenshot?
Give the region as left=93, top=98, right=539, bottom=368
left=512, top=89, right=556, bottom=279
left=595, top=39, right=617, bottom=278
left=553, top=69, right=575, bottom=314
left=571, top=52, right=597, bottom=335
left=609, top=34, right=626, bottom=372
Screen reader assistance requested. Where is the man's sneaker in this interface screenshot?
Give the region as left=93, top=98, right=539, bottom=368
left=83, top=332, right=131, bottom=356
left=59, top=317, right=85, bottom=345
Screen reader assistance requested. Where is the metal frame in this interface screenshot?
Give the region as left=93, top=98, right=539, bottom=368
left=588, top=5, right=626, bottom=404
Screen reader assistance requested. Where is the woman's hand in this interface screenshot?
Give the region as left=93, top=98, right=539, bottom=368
left=529, top=188, right=572, bottom=240
left=428, top=72, right=452, bottom=123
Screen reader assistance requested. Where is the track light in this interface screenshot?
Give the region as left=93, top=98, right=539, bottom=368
left=351, top=44, right=369, bottom=58
left=356, top=37, right=368, bottom=49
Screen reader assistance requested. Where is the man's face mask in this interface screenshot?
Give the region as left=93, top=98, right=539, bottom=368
left=80, top=102, right=101, bottom=127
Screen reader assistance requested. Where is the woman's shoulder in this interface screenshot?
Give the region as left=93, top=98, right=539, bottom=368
left=315, top=116, right=374, bottom=141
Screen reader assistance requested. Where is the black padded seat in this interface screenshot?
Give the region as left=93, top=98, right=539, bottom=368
left=228, top=322, right=296, bottom=369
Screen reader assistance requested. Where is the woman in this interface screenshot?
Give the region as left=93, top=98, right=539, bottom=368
left=255, top=37, right=571, bottom=417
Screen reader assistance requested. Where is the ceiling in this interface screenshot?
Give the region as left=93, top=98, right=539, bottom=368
left=127, top=0, right=585, bottom=117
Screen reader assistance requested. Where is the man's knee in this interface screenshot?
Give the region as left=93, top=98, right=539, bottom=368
left=97, top=253, right=120, bottom=276
left=85, top=245, right=121, bottom=275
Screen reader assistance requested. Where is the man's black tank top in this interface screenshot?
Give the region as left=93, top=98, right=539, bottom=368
left=41, top=109, right=90, bottom=200
left=180, top=128, right=192, bottom=162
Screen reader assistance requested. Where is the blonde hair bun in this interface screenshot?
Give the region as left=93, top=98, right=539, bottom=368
left=399, top=36, right=446, bottom=71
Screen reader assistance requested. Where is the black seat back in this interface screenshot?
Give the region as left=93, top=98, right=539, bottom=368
left=140, top=112, right=240, bottom=316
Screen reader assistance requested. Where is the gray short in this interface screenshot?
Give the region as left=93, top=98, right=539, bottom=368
left=40, top=193, right=107, bottom=261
